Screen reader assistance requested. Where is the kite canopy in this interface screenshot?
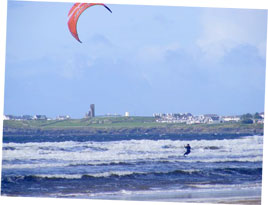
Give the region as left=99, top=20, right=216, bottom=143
left=67, top=3, right=112, bottom=43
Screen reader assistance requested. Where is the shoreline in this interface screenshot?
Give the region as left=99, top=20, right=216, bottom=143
left=3, top=118, right=263, bottom=139
left=3, top=126, right=263, bottom=138
left=75, top=187, right=261, bottom=205
left=63, top=183, right=262, bottom=205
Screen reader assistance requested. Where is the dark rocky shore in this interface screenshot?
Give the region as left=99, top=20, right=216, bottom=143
left=3, top=124, right=264, bottom=138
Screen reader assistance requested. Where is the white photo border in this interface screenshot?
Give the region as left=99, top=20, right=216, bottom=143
left=0, top=1, right=267, bottom=205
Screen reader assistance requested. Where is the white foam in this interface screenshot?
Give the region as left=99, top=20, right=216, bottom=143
left=34, top=174, right=83, bottom=179
left=2, top=135, right=263, bottom=169
left=14, top=171, right=147, bottom=179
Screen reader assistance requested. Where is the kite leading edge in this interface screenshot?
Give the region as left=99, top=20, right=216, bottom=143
left=67, top=3, right=112, bottom=43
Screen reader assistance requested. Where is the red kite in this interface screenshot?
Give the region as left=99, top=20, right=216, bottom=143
left=68, top=3, right=112, bottom=43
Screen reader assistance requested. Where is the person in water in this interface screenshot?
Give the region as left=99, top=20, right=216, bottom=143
left=184, top=144, right=191, bottom=156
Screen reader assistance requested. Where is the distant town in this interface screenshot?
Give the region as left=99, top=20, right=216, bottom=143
left=3, top=103, right=265, bottom=125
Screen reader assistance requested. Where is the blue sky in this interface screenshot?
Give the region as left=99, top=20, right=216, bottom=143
left=4, top=0, right=267, bottom=118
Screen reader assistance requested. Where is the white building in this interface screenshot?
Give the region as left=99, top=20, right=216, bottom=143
left=222, top=116, right=240, bottom=122
left=203, top=114, right=221, bottom=124
left=3, top=115, right=10, bottom=120
left=56, top=115, right=70, bottom=120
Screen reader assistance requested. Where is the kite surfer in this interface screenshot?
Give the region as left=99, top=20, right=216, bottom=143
left=184, top=144, right=191, bottom=156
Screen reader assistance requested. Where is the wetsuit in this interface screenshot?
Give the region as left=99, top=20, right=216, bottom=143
left=184, top=145, right=191, bottom=156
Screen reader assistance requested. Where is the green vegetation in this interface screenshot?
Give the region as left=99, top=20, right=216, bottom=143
left=239, top=112, right=264, bottom=124
left=4, top=116, right=157, bottom=129
left=2, top=115, right=263, bottom=139
left=3, top=116, right=263, bottom=133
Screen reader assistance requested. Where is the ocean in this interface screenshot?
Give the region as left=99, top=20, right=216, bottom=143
left=1, top=134, right=263, bottom=203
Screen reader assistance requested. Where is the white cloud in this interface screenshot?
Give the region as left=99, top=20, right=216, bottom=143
left=197, top=8, right=267, bottom=62
left=137, top=43, right=181, bottom=64
left=60, top=55, right=94, bottom=79
left=257, top=40, right=267, bottom=58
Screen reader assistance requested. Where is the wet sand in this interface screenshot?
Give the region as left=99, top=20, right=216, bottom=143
left=217, top=198, right=261, bottom=205
left=87, top=187, right=262, bottom=205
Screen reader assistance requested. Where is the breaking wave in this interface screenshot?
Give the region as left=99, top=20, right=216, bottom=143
left=2, top=167, right=262, bottom=183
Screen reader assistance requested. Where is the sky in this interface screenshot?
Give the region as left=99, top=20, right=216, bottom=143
left=3, top=0, right=268, bottom=118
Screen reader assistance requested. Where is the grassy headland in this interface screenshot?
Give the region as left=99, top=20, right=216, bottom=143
left=3, top=116, right=264, bottom=137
